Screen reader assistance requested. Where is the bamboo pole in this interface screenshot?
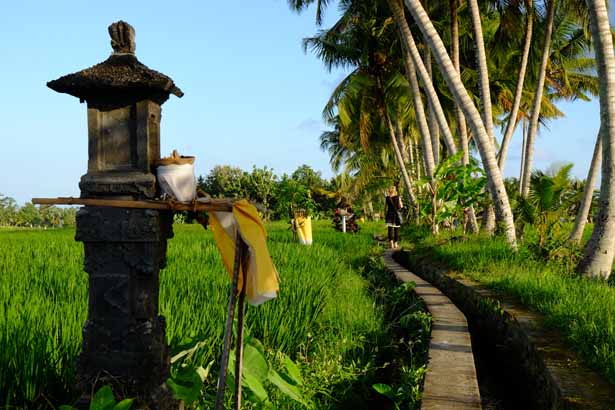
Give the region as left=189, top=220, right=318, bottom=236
left=215, top=236, right=244, bottom=410
left=234, top=241, right=248, bottom=409
left=32, top=197, right=234, bottom=212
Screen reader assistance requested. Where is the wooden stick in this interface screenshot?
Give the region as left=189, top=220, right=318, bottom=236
left=32, top=197, right=234, bottom=212
left=234, top=240, right=248, bottom=410
left=215, top=236, right=243, bottom=410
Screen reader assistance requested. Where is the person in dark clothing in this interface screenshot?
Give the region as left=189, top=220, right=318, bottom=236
left=385, top=186, right=403, bottom=249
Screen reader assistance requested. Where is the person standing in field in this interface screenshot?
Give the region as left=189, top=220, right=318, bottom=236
left=385, top=186, right=403, bottom=249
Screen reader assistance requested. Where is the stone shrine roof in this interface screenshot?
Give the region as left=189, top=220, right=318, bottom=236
left=47, top=54, right=183, bottom=106
left=47, top=21, right=183, bottom=107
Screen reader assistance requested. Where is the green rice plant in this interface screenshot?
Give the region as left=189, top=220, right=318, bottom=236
left=0, top=229, right=86, bottom=408
left=0, top=220, right=428, bottom=409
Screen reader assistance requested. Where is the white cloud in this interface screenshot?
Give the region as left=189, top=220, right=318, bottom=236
left=296, top=118, right=323, bottom=134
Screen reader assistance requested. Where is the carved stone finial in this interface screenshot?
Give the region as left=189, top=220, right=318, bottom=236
left=108, top=21, right=136, bottom=54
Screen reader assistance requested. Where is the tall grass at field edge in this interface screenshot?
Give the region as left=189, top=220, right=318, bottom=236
left=401, top=227, right=615, bottom=384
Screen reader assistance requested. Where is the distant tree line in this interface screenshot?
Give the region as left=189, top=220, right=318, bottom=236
left=0, top=164, right=372, bottom=228
left=0, top=194, right=77, bottom=228
left=197, top=164, right=346, bottom=220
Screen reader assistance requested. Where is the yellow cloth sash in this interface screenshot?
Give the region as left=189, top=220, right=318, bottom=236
left=210, top=200, right=279, bottom=306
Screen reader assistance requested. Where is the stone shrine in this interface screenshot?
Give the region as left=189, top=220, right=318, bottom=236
left=48, top=21, right=182, bottom=408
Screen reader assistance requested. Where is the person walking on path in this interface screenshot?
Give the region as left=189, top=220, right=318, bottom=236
left=385, top=186, right=403, bottom=249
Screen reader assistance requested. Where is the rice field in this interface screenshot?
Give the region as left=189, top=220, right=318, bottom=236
left=0, top=220, right=426, bottom=409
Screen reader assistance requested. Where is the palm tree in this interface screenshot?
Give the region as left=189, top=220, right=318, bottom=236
left=452, top=0, right=485, bottom=233
left=395, top=117, right=413, bottom=164
left=519, top=2, right=596, bottom=197
left=449, top=0, right=470, bottom=165
left=576, top=0, right=615, bottom=279
left=424, top=46, right=441, bottom=165
left=419, top=1, right=441, bottom=166
left=321, top=117, right=415, bottom=217
left=569, top=131, right=601, bottom=243
left=514, top=164, right=577, bottom=258
left=497, top=0, right=534, bottom=172
left=403, top=0, right=518, bottom=247
left=319, top=116, right=354, bottom=172
left=442, top=0, right=480, bottom=233
left=468, top=0, right=496, bottom=142
left=520, top=0, right=558, bottom=197
left=308, top=3, right=421, bottom=211
left=487, top=0, right=594, bottom=177
left=385, top=107, right=420, bottom=208
left=401, top=44, right=435, bottom=177
left=287, top=0, right=329, bottom=25
left=519, top=118, right=528, bottom=194
left=386, top=0, right=459, bottom=156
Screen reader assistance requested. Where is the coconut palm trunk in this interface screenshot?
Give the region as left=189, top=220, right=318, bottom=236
left=420, top=0, right=440, bottom=166
left=407, top=130, right=415, bottom=170
left=385, top=111, right=418, bottom=211
left=577, top=0, right=615, bottom=278
left=387, top=0, right=458, bottom=156
left=415, top=141, right=422, bottom=180
left=520, top=0, right=557, bottom=198
left=403, top=0, right=517, bottom=247
left=401, top=45, right=436, bottom=177
left=498, top=0, right=534, bottom=172
left=450, top=0, right=470, bottom=164
left=519, top=118, right=527, bottom=194
left=468, top=0, right=495, bottom=142
left=395, top=120, right=411, bottom=164
left=450, top=0, right=480, bottom=233
left=467, top=0, right=500, bottom=233
left=569, top=132, right=602, bottom=244
left=423, top=23, right=440, bottom=165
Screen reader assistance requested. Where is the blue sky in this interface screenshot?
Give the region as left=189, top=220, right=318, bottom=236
left=0, top=1, right=606, bottom=204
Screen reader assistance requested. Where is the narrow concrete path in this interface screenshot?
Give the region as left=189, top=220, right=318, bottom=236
left=383, top=250, right=482, bottom=410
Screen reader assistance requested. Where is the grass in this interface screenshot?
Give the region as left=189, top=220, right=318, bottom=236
left=400, top=225, right=615, bottom=385
left=0, top=220, right=428, bottom=409
left=0, top=229, right=85, bottom=408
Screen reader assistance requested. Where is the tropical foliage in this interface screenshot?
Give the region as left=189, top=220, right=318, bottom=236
left=197, top=164, right=341, bottom=219
left=291, top=0, right=613, bottom=276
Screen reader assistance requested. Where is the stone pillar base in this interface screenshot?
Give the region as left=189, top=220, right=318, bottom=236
left=75, top=207, right=176, bottom=409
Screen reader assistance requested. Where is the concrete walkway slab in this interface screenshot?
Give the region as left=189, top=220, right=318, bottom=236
left=384, top=250, right=482, bottom=410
